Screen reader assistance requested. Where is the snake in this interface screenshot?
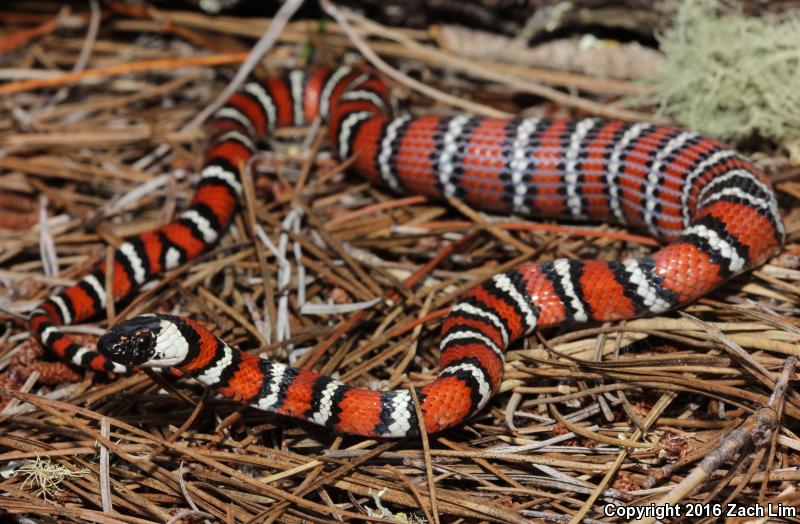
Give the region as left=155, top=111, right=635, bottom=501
left=28, top=67, right=784, bottom=437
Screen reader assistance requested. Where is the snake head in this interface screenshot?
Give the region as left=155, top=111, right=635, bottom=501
left=98, top=315, right=162, bottom=367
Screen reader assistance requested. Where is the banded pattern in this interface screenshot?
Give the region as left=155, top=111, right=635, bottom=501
left=31, top=68, right=784, bottom=437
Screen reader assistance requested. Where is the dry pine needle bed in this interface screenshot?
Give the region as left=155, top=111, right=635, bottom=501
left=1, top=2, right=800, bottom=523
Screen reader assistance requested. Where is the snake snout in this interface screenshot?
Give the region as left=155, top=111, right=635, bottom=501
left=98, top=316, right=162, bottom=366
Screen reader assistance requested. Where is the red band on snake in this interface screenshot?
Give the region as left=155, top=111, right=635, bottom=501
left=29, top=68, right=785, bottom=437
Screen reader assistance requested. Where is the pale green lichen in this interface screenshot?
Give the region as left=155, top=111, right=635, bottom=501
left=365, top=488, right=427, bottom=523
left=16, top=456, right=89, bottom=500
left=648, top=0, right=800, bottom=151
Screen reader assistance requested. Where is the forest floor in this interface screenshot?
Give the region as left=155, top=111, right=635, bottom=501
left=1, top=2, right=800, bottom=523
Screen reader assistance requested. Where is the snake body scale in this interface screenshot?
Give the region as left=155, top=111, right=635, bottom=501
left=28, top=68, right=784, bottom=437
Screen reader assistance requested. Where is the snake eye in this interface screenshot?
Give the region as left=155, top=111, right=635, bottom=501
left=136, top=331, right=151, bottom=348
left=134, top=330, right=154, bottom=354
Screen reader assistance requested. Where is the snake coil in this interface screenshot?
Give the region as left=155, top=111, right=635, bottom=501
left=30, top=68, right=784, bottom=437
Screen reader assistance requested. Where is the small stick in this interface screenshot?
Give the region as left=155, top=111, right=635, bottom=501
left=630, top=356, right=797, bottom=524
left=410, top=387, right=440, bottom=524
left=99, top=417, right=112, bottom=513
left=326, top=195, right=428, bottom=228
left=103, top=246, right=116, bottom=325
left=0, top=10, right=61, bottom=54
left=45, top=0, right=100, bottom=108
left=0, top=53, right=249, bottom=95
left=446, top=196, right=535, bottom=256
left=414, top=219, right=660, bottom=247
left=186, top=0, right=305, bottom=130
left=320, top=0, right=511, bottom=119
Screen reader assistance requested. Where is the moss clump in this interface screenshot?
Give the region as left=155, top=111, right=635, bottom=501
left=650, top=0, right=800, bottom=151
